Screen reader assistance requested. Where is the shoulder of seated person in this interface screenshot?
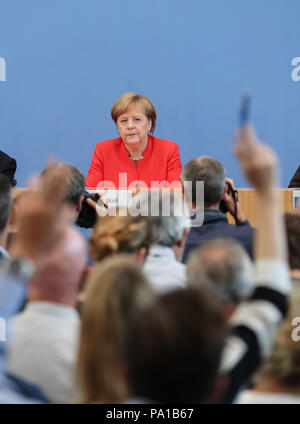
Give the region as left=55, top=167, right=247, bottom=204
left=0, top=151, right=16, bottom=163
left=96, top=138, right=123, bottom=149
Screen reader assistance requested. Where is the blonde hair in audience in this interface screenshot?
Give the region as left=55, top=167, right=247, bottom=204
left=77, top=254, right=154, bottom=403
left=89, top=210, right=153, bottom=262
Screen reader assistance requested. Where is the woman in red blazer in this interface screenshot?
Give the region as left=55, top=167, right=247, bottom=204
left=86, top=93, right=182, bottom=189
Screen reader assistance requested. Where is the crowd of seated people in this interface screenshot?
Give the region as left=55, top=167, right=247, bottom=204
left=0, top=123, right=297, bottom=405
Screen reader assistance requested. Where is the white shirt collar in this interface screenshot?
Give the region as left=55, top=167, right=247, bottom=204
left=24, top=301, right=79, bottom=320
left=148, top=244, right=176, bottom=259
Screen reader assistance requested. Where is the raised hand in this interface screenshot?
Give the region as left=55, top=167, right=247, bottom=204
left=235, top=124, right=278, bottom=193
left=11, top=166, right=71, bottom=261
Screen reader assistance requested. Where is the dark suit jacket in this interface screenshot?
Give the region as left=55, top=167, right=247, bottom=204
left=0, top=151, right=17, bottom=186
left=288, top=166, right=300, bottom=188
left=182, top=209, right=255, bottom=263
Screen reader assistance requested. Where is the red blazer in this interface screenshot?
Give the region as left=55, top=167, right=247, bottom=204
left=86, top=135, right=182, bottom=189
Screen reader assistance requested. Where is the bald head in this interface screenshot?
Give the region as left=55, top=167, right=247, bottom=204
left=28, top=225, right=87, bottom=306
left=39, top=163, right=85, bottom=221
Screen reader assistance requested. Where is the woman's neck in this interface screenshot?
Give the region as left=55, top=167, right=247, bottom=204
left=124, top=136, right=148, bottom=157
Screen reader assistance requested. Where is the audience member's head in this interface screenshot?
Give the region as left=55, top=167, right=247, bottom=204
left=181, top=156, right=226, bottom=208
left=126, top=287, right=227, bottom=403
left=28, top=225, right=87, bottom=307
left=89, top=210, right=154, bottom=264
left=39, top=163, right=85, bottom=220
left=0, top=175, right=13, bottom=244
left=186, top=239, right=254, bottom=317
left=77, top=254, right=154, bottom=403
left=285, top=213, right=300, bottom=274
left=138, top=190, right=188, bottom=255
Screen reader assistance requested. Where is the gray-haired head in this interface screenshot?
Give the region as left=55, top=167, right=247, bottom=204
left=186, top=239, right=254, bottom=304
left=181, top=156, right=225, bottom=207
left=138, top=190, right=188, bottom=247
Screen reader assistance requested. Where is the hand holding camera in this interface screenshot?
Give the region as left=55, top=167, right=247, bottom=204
left=220, top=178, right=246, bottom=224
left=75, top=191, right=108, bottom=229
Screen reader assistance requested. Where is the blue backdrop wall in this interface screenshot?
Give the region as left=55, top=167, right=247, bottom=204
left=1, top=0, right=300, bottom=187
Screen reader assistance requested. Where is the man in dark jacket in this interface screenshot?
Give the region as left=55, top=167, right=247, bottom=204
left=181, top=156, right=254, bottom=262
left=0, top=151, right=17, bottom=187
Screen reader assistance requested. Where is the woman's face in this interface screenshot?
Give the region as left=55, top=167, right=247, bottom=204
left=116, top=104, right=151, bottom=148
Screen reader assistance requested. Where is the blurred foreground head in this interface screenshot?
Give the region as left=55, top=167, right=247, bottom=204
left=126, top=287, right=227, bottom=403
left=89, top=210, right=154, bottom=264
left=187, top=239, right=254, bottom=314
left=28, top=225, right=87, bottom=306
left=39, top=163, right=85, bottom=221
left=77, top=254, right=154, bottom=403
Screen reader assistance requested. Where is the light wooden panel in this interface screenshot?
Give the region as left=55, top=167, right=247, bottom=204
left=227, top=189, right=295, bottom=226
left=12, top=188, right=296, bottom=228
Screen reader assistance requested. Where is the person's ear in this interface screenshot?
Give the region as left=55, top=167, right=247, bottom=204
left=176, top=228, right=189, bottom=248
left=76, top=195, right=84, bottom=214
left=147, top=118, right=152, bottom=133
left=8, top=202, right=17, bottom=227
left=136, top=246, right=147, bottom=264
left=220, top=184, right=228, bottom=200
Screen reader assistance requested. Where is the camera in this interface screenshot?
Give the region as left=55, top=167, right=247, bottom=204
left=219, top=181, right=238, bottom=214
left=75, top=191, right=103, bottom=229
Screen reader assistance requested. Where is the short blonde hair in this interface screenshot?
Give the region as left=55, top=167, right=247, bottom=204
left=77, top=254, right=155, bottom=403
left=89, top=211, right=154, bottom=262
left=111, top=92, right=156, bottom=133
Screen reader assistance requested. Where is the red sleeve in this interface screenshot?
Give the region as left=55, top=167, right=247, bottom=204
left=86, top=144, right=103, bottom=188
left=167, top=143, right=182, bottom=184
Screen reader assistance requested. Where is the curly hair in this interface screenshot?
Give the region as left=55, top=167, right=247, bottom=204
left=89, top=210, right=154, bottom=262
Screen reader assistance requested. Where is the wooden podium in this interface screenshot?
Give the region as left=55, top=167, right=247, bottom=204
left=227, top=189, right=295, bottom=226
left=12, top=188, right=296, bottom=227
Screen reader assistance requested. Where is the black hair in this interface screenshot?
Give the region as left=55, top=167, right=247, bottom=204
left=0, top=175, right=12, bottom=233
